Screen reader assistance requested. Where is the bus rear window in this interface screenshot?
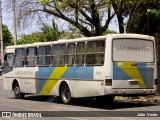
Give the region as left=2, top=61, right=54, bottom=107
left=113, top=39, right=154, bottom=62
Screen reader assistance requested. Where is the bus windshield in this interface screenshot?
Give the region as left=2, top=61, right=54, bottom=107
left=113, top=39, right=154, bottom=62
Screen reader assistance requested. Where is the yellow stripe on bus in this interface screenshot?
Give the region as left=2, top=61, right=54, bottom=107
left=40, top=66, right=68, bottom=95
left=115, top=62, right=146, bottom=88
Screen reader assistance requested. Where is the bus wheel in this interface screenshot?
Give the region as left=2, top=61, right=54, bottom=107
left=60, top=84, right=72, bottom=104
left=13, top=82, right=25, bottom=99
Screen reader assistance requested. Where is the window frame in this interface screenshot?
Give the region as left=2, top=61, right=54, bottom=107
left=51, top=44, right=66, bottom=66
left=66, top=43, right=76, bottom=66
left=37, top=45, right=51, bottom=66
left=85, top=40, right=105, bottom=66
left=26, top=47, right=37, bottom=67
left=112, top=38, right=155, bottom=63
left=14, top=48, right=26, bottom=67
left=4, top=53, right=14, bottom=67
left=75, top=42, right=85, bottom=66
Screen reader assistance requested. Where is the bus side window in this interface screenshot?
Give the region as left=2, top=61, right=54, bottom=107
left=86, top=41, right=96, bottom=65
left=76, top=42, right=85, bottom=65
left=52, top=44, right=66, bottom=66
left=4, top=53, right=14, bottom=73
left=86, top=40, right=105, bottom=65
left=38, top=46, right=51, bottom=66
left=66, top=43, right=75, bottom=66
left=4, top=53, right=14, bottom=67
left=14, top=48, right=26, bottom=67
left=95, top=41, right=105, bottom=65
left=26, top=47, right=37, bottom=66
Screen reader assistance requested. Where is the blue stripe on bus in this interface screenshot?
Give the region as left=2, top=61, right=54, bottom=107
left=113, top=63, right=131, bottom=80
left=38, top=66, right=94, bottom=93
left=61, top=66, right=94, bottom=79
left=137, top=63, right=147, bottom=85
left=113, top=63, right=148, bottom=84
left=38, top=67, right=55, bottom=93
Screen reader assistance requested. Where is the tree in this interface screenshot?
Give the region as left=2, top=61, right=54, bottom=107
left=17, top=21, right=83, bottom=44
left=103, top=29, right=117, bottom=35
left=58, top=25, right=83, bottom=39
left=11, top=0, right=115, bottom=37
left=133, top=10, right=160, bottom=35
left=110, top=0, right=158, bottom=33
left=41, top=20, right=61, bottom=41
left=17, top=32, right=45, bottom=44
left=5, top=0, right=159, bottom=37
left=2, top=25, right=13, bottom=48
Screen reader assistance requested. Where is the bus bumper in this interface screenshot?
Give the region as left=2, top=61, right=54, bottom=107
left=104, top=87, right=157, bottom=96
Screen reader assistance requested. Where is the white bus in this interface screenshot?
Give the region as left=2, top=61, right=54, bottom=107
left=3, top=34, right=157, bottom=104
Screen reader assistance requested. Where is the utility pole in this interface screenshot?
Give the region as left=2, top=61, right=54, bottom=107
left=0, top=0, right=4, bottom=65
left=12, top=0, right=17, bottom=45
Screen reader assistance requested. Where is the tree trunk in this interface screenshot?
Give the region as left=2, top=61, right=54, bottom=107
left=117, top=14, right=124, bottom=33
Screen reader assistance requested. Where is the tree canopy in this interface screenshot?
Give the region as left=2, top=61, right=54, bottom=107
left=17, top=32, right=45, bottom=44
left=133, top=10, right=160, bottom=35
left=17, top=21, right=83, bottom=44
left=110, top=0, right=159, bottom=33
left=14, top=0, right=116, bottom=36
left=5, top=0, right=160, bottom=37
left=2, top=24, right=13, bottom=48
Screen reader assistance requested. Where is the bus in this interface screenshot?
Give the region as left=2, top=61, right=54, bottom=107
left=3, top=34, right=157, bottom=104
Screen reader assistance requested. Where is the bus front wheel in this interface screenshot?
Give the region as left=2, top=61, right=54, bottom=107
left=13, top=82, right=25, bottom=99
left=60, top=84, right=72, bottom=104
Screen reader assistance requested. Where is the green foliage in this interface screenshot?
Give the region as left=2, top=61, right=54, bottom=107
left=17, top=21, right=83, bottom=45
left=15, top=0, right=160, bottom=37
left=17, top=32, right=45, bottom=45
left=110, top=0, right=159, bottom=33
left=2, top=25, right=13, bottom=48
left=61, top=26, right=83, bottom=39
left=41, top=20, right=60, bottom=41
left=133, top=10, right=160, bottom=35
left=39, top=0, right=49, bottom=5
left=36, top=0, right=114, bottom=36
left=103, top=29, right=117, bottom=35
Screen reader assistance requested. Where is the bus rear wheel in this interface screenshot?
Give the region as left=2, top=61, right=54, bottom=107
left=60, top=84, right=72, bottom=104
left=13, top=82, right=25, bottom=99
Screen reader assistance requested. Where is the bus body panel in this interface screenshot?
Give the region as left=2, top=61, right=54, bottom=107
left=111, top=37, right=155, bottom=90
left=104, top=87, right=156, bottom=95
left=3, top=67, right=37, bottom=94
left=49, top=80, right=104, bottom=98
left=104, top=35, right=112, bottom=80
left=37, top=66, right=105, bottom=97
left=113, top=62, right=154, bottom=89
left=3, top=34, right=157, bottom=99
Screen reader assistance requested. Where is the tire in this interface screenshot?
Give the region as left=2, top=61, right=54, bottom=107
left=13, top=82, right=25, bottom=99
left=60, top=84, right=72, bottom=104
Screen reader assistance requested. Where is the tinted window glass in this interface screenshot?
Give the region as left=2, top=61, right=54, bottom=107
left=14, top=48, right=25, bottom=66
left=86, top=40, right=105, bottom=65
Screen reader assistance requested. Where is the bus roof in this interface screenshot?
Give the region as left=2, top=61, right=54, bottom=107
left=5, top=34, right=154, bottom=49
